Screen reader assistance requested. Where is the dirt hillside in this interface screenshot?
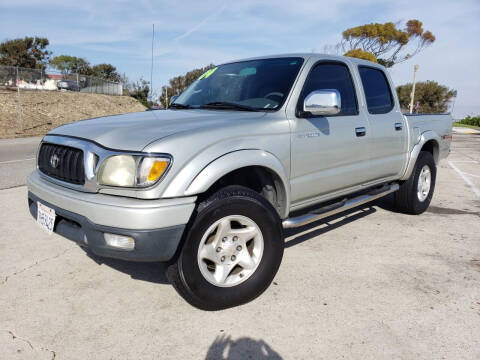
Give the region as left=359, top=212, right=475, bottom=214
left=0, top=90, right=146, bottom=138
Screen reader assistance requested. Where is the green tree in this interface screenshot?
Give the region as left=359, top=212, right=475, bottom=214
left=127, top=78, right=151, bottom=107
left=159, top=64, right=215, bottom=106
left=396, top=81, right=456, bottom=113
left=459, top=116, right=480, bottom=127
left=91, top=63, right=121, bottom=82
left=50, top=55, right=91, bottom=75
left=341, top=20, right=435, bottom=67
left=0, top=37, right=51, bottom=69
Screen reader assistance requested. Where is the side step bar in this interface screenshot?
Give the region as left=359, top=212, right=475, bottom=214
left=282, top=183, right=399, bottom=229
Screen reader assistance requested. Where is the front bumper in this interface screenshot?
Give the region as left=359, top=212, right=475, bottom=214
left=27, top=171, right=196, bottom=262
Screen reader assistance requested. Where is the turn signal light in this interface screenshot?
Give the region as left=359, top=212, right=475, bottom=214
left=104, top=233, right=135, bottom=251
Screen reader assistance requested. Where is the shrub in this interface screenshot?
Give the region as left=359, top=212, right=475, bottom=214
left=460, top=116, right=480, bottom=127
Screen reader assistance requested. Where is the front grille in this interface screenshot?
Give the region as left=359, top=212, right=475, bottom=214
left=38, top=143, right=85, bottom=185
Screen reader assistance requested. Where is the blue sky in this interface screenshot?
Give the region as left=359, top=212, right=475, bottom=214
left=1, top=0, right=479, bottom=118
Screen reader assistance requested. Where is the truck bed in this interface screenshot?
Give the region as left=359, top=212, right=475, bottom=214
left=404, top=113, right=453, bottom=163
left=404, top=113, right=453, bottom=138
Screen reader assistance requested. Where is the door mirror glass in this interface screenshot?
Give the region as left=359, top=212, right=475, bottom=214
left=303, top=90, right=341, bottom=116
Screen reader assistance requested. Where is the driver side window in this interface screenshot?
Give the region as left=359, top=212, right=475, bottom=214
left=300, top=62, right=358, bottom=116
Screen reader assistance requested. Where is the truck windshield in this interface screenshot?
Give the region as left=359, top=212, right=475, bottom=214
left=172, top=57, right=304, bottom=111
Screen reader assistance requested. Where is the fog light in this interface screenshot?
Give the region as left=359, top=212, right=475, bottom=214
left=104, top=233, right=135, bottom=251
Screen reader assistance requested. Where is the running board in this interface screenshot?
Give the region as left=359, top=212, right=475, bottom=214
left=282, top=183, right=399, bottom=229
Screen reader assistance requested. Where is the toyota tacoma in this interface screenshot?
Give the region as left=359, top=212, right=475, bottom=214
left=28, top=54, right=452, bottom=310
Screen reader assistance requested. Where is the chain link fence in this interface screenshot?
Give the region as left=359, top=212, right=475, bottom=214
left=0, top=65, right=124, bottom=135
left=0, top=65, right=123, bottom=95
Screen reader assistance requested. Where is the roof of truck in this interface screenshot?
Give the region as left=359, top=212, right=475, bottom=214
left=221, top=53, right=385, bottom=69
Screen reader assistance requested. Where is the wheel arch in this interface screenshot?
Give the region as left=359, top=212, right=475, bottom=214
left=184, top=150, right=290, bottom=219
left=420, top=139, right=439, bottom=163
left=401, top=130, right=440, bottom=180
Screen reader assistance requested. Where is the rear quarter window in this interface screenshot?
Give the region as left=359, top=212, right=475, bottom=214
left=358, top=66, right=394, bottom=114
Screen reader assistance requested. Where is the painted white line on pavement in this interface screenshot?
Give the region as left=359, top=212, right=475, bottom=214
left=448, top=160, right=480, bottom=198
left=0, top=157, right=35, bottom=164
left=450, top=160, right=479, bottom=164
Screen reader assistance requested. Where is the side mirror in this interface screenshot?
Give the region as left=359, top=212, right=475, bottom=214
left=170, top=95, right=178, bottom=104
left=303, top=90, right=341, bottom=116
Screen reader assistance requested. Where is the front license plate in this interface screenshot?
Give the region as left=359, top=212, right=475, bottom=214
left=37, top=202, right=56, bottom=235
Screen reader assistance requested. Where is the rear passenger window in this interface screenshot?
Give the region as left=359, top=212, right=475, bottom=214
left=358, top=67, right=393, bottom=114
left=301, top=62, right=358, bottom=116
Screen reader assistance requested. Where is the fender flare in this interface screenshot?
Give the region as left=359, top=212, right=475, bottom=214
left=400, top=130, right=440, bottom=180
left=181, top=150, right=290, bottom=218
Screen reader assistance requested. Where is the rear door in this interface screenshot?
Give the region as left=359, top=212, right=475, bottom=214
left=289, top=60, right=372, bottom=205
left=357, top=66, right=407, bottom=180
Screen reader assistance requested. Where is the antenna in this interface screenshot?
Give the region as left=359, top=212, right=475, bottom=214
left=150, top=24, right=154, bottom=103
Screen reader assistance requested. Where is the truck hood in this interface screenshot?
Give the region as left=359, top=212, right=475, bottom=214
left=49, top=109, right=267, bottom=151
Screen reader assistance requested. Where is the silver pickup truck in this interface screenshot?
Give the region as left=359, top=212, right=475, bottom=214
left=28, top=54, right=452, bottom=310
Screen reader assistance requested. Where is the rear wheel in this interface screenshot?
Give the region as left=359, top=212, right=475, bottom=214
left=166, top=185, right=284, bottom=310
left=394, top=151, right=436, bottom=214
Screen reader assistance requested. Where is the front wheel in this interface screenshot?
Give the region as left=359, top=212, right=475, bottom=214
left=394, top=151, right=436, bottom=215
left=166, top=185, right=284, bottom=310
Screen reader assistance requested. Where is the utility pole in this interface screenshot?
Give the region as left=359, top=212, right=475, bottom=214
left=165, top=87, right=168, bottom=109
left=150, top=24, right=154, bottom=104
left=76, top=60, right=79, bottom=88
left=450, top=91, right=458, bottom=117
left=409, top=64, right=419, bottom=114
left=16, top=67, right=23, bottom=132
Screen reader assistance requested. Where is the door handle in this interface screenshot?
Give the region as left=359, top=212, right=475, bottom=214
left=395, top=122, right=403, bottom=131
left=355, top=127, right=366, bottom=137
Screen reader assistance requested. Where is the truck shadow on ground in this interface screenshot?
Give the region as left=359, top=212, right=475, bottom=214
left=284, top=205, right=377, bottom=248
left=205, top=335, right=282, bottom=360
left=83, top=194, right=397, bottom=284
left=83, top=249, right=170, bottom=284
left=284, top=193, right=396, bottom=248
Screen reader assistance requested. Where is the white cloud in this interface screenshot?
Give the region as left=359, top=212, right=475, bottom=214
left=381, top=0, right=480, bottom=118
left=1, top=0, right=478, bottom=116
left=172, top=2, right=227, bottom=42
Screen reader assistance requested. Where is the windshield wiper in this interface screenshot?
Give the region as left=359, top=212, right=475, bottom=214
left=200, top=101, right=259, bottom=112
left=169, top=103, right=191, bottom=109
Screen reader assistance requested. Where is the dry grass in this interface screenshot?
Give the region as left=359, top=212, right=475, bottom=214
left=0, top=89, right=146, bottom=138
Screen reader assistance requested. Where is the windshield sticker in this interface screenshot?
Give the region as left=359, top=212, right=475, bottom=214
left=239, top=67, right=256, bottom=76
left=198, top=67, right=218, bottom=80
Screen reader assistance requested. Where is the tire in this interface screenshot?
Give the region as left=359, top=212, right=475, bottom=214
left=394, top=151, right=436, bottom=215
left=166, top=185, right=284, bottom=310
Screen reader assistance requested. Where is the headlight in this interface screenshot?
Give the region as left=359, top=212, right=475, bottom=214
left=98, top=154, right=171, bottom=187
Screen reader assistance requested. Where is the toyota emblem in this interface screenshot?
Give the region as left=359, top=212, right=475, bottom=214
left=50, top=154, right=60, bottom=168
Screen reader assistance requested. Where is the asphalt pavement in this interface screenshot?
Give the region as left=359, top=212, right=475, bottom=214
left=0, top=133, right=479, bottom=359
left=0, top=137, right=41, bottom=189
